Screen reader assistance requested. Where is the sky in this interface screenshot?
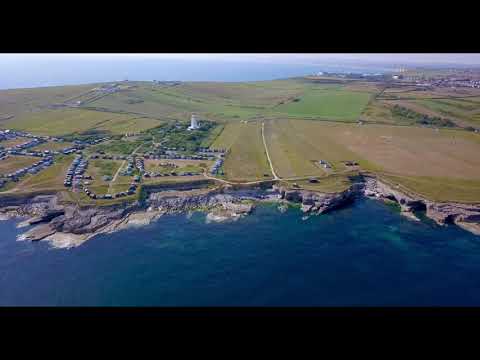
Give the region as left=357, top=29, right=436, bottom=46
left=1, top=53, right=480, bottom=66
left=0, top=53, right=479, bottom=89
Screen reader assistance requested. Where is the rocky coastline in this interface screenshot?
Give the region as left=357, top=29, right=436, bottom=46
left=2, top=175, right=480, bottom=248
left=363, top=176, right=480, bottom=235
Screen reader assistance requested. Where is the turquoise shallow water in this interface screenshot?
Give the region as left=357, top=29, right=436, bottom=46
left=1, top=198, right=480, bottom=306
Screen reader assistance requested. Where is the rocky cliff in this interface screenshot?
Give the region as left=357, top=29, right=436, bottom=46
left=3, top=175, right=480, bottom=248
left=272, top=183, right=359, bottom=215
left=363, top=176, right=480, bottom=234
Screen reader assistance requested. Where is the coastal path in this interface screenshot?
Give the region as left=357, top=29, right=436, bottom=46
left=108, top=144, right=143, bottom=194
left=261, top=121, right=280, bottom=180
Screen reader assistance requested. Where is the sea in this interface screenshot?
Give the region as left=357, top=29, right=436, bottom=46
left=0, top=56, right=394, bottom=90
left=1, top=198, right=480, bottom=306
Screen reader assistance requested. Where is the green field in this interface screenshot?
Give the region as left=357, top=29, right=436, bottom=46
left=0, top=138, right=30, bottom=149
left=274, top=87, right=371, bottom=121
left=413, top=98, right=480, bottom=127
left=264, top=119, right=327, bottom=178
left=211, top=122, right=243, bottom=150
left=379, top=174, right=480, bottom=203
left=2, top=78, right=480, bottom=203
left=31, top=141, right=73, bottom=152
left=4, top=155, right=73, bottom=194
left=0, top=83, right=98, bottom=118
left=282, top=173, right=355, bottom=193
left=3, top=108, right=162, bottom=136
left=0, top=156, right=39, bottom=175
left=221, top=121, right=272, bottom=182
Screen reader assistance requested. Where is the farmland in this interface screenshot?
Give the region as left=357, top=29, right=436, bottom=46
left=221, top=121, right=272, bottom=182
left=1, top=76, right=480, bottom=203
left=274, top=86, right=371, bottom=121
left=263, top=119, right=327, bottom=178
left=2, top=108, right=162, bottom=136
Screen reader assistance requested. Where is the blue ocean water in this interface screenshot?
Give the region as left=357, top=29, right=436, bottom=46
left=1, top=198, right=480, bottom=306
left=0, top=57, right=392, bottom=90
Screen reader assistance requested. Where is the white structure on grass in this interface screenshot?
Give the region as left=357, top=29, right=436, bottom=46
left=188, top=114, right=200, bottom=130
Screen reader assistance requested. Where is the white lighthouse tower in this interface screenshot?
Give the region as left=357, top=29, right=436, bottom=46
left=188, top=114, right=200, bottom=130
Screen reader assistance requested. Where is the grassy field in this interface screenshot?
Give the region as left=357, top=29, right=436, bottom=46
left=288, top=120, right=480, bottom=178
left=211, top=122, right=244, bottom=150
left=31, top=141, right=73, bottom=152
left=413, top=98, right=480, bottom=127
left=83, top=81, right=375, bottom=123
left=85, top=159, right=124, bottom=194
left=200, top=124, right=224, bottom=148
left=0, top=83, right=97, bottom=118
left=264, top=119, right=327, bottom=178
left=361, top=100, right=399, bottom=124
left=0, top=156, right=39, bottom=175
left=280, top=120, right=480, bottom=200
left=0, top=138, right=30, bottom=149
left=92, top=138, right=144, bottom=155
left=145, top=159, right=211, bottom=174
left=282, top=173, right=355, bottom=193
left=377, top=85, right=480, bottom=128
left=279, top=120, right=378, bottom=172
left=142, top=175, right=206, bottom=186
left=379, top=174, right=480, bottom=203
left=7, top=155, right=73, bottom=193
left=274, top=87, right=371, bottom=121
left=3, top=108, right=162, bottom=136
left=221, top=121, right=272, bottom=181
left=2, top=79, right=480, bottom=203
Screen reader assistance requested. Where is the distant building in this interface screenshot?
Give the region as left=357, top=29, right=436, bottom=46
left=188, top=114, right=200, bottom=130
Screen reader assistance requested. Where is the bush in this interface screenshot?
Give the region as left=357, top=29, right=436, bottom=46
left=392, top=105, right=456, bottom=128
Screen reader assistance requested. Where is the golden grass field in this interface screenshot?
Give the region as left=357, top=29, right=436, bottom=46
left=221, top=121, right=272, bottom=182
left=263, top=119, right=326, bottom=178
left=0, top=155, right=39, bottom=174
left=9, top=155, right=74, bottom=194
left=284, top=120, right=480, bottom=177
left=278, top=120, right=480, bottom=201
left=216, top=115, right=480, bottom=200
left=31, top=141, right=73, bottom=152
left=0, top=138, right=30, bottom=149
left=84, top=159, right=124, bottom=195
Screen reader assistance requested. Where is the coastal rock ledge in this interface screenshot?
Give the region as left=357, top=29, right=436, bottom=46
left=2, top=176, right=480, bottom=248
left=363, top=176, right=480, bottom=235
left=272, top=184, right=358, bottom=215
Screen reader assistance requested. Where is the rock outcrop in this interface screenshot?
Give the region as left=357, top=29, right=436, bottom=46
left=48, top=205, right=132, bottom=235
left=149, top=189, right=255, bottom=222
left=273, top=184, right=357, bottom=215
left=363, top=177, right=425, bottom=213
left=3, top=175, right=480, bottom=247
left=364, top=176, right=480, bottom=234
